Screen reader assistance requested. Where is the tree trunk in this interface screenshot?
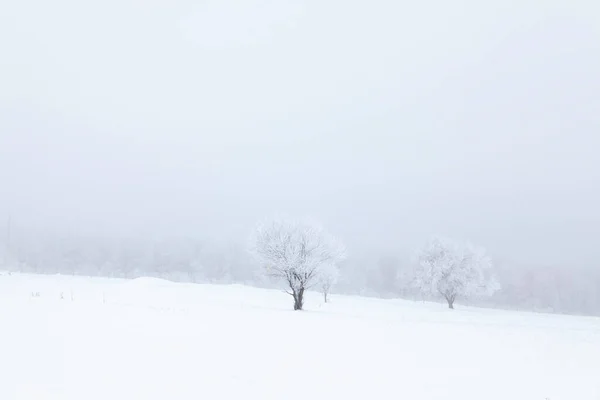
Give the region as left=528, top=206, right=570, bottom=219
left=324, top=291, right=328, bottom=303
left=293, top=287, right=305, bottom=310
left=446, top=295, right=455, bottom=309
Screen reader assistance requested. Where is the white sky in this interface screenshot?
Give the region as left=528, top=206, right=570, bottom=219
left=1, top=0, right=599, bottom=265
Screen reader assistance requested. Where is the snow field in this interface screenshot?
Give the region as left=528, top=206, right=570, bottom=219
left=0, top=273, right=598, bottom=400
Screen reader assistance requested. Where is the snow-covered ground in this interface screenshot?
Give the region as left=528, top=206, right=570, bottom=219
left=0, top=273, right=598, bottom=400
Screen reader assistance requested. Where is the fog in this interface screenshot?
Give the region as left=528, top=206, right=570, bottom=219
left=1, top=0, right=599, bottom=272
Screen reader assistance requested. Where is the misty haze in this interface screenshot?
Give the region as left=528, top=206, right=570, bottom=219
left=1, top=1, right=599, bottom=399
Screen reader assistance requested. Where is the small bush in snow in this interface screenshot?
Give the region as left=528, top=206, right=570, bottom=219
left=318, top=263, right=340, bottom=303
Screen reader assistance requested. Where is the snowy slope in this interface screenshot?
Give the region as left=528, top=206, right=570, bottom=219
left=0, top=273, right=598, bottom=400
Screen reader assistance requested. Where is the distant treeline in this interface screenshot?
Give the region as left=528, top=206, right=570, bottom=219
left=1, top=232, right=599, bottom=316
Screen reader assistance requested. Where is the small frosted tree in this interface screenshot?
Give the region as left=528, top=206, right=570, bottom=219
left=318, top=263, right=340, bottom=303
left=249, top=217, right=346, bottom=310
left=414, top=236, right=500, bottom=309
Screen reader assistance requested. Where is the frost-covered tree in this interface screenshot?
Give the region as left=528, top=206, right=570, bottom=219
left=414, top=237, right=500, bottom=309
left=249, top=217, right=346, bottom=310
left=318, top=263, right=340, bottom=303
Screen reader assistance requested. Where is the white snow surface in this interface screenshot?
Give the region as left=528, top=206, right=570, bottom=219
left=1, top=273, right=598, bottom=400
